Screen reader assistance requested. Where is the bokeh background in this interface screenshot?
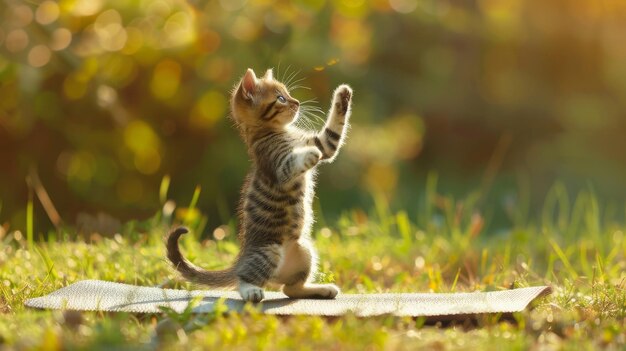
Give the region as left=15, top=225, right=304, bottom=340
left=2, top=0, right=626, bottom=236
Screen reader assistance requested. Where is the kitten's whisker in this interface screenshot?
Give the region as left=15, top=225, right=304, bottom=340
left=299, top=98, right=319, bottom=105
left=287, top=77, right=306, bottom=89
left=307, top=114, right=326, bottom=125
left=299, top=112, right=320, bottom=120
left=301, top=112, right=325, bottom=122
left=299, top=104, right=326, bottom=121
left=276, top=61, right=282, bottom=82
left=297, top=110, right=326, bottom=129
left=284, top=70, right=301, bottom=90
left=300, top=106, right=324, bottom=114
left=283, top=69, right=295, bottom=86
left=280, top=64, right=292, bottom=83
left=289, top=85, right=311, bottom=91
left=300, top=103, right=322, bottom=110
left=288, top=76, right=305, bottom=86
left=284, top=68, right=298, bottom=84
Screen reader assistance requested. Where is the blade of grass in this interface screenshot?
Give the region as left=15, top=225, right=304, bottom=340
left=478, top=132, right=512, bottom=207
left=189, top=185, right=201, bottom=210
left=579, top=240, right=591, bottom=278
left=542, top=182, right=570, bottom=236
left=421, top=171, right=438, bottom=230
left=373, top=192, right=391, bottom=233
left=27, top=187, right=34, bottom=250
left=160, top=175, right=171, bottom=204
left=480, top=248, right=488, bottom=276
left=450, top=267, right=461, bottom=292
left=549, top=238, right=578, bottom=279
left=396, top=211, right=412, bottom=252
left=33, top=246, right=58, bottom=280
left=27, top=167, right=63, bottom=229
left=595, top=252, right=606, bottom=283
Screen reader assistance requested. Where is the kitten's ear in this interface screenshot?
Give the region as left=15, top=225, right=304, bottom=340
left=263, top=69, right=273, bottom=80
left=241, top=68, right=258, bottom=100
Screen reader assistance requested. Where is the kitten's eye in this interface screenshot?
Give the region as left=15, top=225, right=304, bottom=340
left=277, top=95, right=286, bottom=103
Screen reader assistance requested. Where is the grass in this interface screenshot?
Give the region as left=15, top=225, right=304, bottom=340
left=0, top=182, right=625, bottom=350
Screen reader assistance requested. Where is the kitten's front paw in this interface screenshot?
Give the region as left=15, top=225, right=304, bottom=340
left=239, top=284, right=265, bottom=303
left=333, top=85, right=353, bottom=116
left=302, top=148, right=322, bottom=169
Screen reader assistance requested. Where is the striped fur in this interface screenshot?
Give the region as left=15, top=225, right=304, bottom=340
left=167, top=68, right=352, bottom=302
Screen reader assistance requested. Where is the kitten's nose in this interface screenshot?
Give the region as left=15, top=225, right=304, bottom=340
left=292, top=100, right=300, bottom=107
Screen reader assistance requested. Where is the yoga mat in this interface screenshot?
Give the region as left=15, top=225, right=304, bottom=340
left=25, top=280, right=551, bottom=318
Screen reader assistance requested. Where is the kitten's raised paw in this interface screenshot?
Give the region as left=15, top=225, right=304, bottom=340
left=239, top=283, right=265, bottom=303
left=334, top=85, right=353, bottom=115
left=303, top=148, right=322, bottom=169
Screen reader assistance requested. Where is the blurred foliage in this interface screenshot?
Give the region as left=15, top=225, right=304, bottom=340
left=2, top=0, right=626, bottom=234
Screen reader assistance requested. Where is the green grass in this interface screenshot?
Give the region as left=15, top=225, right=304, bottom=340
left=1, top=185, right=625, bottom=350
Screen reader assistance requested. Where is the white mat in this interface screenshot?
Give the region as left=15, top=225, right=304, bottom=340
left=25, top=280, right=551, bottom=318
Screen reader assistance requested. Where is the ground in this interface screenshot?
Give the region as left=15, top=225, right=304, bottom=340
left=0, top=190, right=625, bottom=350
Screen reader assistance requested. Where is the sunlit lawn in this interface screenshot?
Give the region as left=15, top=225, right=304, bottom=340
left=1, top=183, right=625, bottom=350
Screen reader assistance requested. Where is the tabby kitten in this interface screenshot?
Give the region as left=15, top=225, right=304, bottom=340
left=167, top=68, right=352, bottom=302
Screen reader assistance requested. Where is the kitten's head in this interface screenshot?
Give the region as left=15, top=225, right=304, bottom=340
left=231, top=68, right=300, bottom=131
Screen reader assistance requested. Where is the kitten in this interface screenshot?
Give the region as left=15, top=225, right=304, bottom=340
left=167, top=68, right=352, bottom=302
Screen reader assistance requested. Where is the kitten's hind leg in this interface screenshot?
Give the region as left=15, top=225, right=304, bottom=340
left=236, top=245, right=282, bottom=302
left=278, top=241, right=340, bottom=299
left=283, top=281, right=340, bottom=299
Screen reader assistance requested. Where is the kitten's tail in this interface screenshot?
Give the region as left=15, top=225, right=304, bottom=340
left=166, top=227, right=237, bottom=287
